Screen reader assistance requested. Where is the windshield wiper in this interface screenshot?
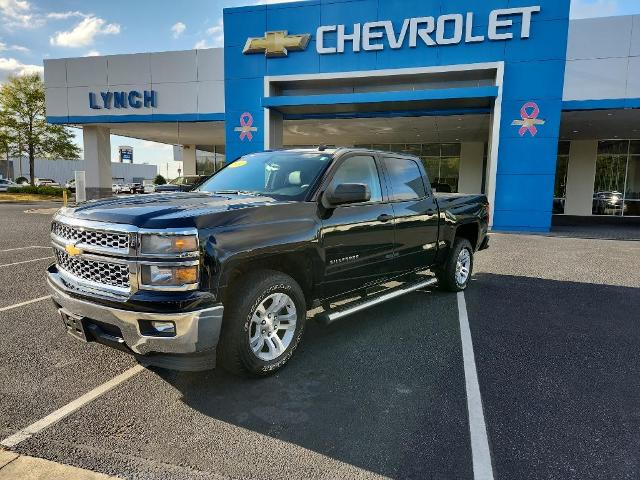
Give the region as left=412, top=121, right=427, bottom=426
left=211, top=190, right=259, bottom=196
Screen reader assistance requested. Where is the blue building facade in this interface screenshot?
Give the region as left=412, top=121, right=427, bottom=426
left=223, top=0, right=571, bottom=232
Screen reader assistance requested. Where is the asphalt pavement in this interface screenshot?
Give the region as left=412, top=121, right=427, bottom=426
left=0, top=202, right=638, bottom=479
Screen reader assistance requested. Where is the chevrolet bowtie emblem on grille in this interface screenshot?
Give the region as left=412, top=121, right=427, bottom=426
left=65, top=244, right=83, bottom=257
left=243, top=31, right=311, bottom=57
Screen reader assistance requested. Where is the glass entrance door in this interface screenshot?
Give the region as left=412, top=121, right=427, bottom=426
left=593, top=140, right=640, bottom=217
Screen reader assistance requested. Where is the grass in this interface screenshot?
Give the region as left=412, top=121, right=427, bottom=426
left=0, top=192, right=64, bottom=202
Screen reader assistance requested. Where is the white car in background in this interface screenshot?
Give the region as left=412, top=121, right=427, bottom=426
left=0, top=179, right=19, bottom=192
left=35, top=178, right=60, bottom=188
left=112, top=184, right=123, bottom=194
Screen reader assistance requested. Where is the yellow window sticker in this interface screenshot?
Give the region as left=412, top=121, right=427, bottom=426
left=229, top=160, right=247, bottom=168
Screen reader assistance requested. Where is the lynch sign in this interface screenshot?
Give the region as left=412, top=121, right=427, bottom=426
left=89, top=90, right=157, bottom=110
left=316, top=6, right=541, bottom=54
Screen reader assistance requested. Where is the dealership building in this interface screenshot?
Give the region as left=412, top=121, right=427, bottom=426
left=43, top=0, right=640, bottom=231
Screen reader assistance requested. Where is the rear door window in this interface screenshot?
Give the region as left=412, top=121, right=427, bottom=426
left=383, top=157, right=427, bottom=201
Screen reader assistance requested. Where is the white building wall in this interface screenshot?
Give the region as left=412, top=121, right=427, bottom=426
left=9, top=158, right=157, bottom=185
left=564, top=141, right=598, bottom=216
left=44, top=49, right=225, bottom=121
left=564, top=16, right=640, bottom=101
left=458, top=142, right=485, bottom=194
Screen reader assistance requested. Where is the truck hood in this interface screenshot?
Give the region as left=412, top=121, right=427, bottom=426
left=61, top=192, right=284, bottom=229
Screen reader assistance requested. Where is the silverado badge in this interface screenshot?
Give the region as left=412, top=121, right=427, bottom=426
left=243, top=31, right=311, bottom=57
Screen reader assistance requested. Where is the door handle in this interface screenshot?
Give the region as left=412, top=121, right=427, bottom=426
left=377, top=214, right=393, bottom=223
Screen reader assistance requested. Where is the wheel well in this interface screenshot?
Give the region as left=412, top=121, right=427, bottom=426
left=455, top=223, right=479, bottom=250
left=223, top=254, right=314, bottom=305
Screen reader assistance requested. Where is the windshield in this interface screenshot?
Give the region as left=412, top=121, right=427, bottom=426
left=197, top=151, right=333, bottom=200
left=171, top=176, right=198, bottom=185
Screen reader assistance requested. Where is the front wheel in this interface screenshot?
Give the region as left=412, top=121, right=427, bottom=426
left=217, top=270, right=306, bottom=377
left=436, top=238, right=474, bottom=292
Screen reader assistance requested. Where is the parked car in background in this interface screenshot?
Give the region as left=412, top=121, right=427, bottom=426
left=144, top=183, right=156, bottom=194
left=592, top=191, right=627, bottom=215
left=112, top=184, right=123, bottom=194
left=130, top=183, right=144, bottom=194
left=154, top=175, right=208, bottom=193
left=117, top=183, right=142, bottom=194
left=0, top=179, right=19, bottom=192
left=35, top=178, right=60, bottom=188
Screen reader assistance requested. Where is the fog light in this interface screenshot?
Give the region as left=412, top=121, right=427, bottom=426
left=151, top=321, right=175, bottom=334
left=139, top=320, right=177, bottom=337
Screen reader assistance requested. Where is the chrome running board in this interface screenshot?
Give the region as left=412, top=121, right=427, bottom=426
left=318, top=277, right=438, bottom=325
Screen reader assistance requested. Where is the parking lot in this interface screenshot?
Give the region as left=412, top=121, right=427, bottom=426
left=0, top=201, right=639, bottom=480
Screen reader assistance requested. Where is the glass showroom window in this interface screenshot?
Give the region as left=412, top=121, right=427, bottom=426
left=593, top=140, right=639, bottom=216
left=553, top=141, right=570, bottom=214
left=354, top=143, right=462, bottom=193
left=625, top=142, right=640, bottom=216
left=196, top=146, right=226, bottom=176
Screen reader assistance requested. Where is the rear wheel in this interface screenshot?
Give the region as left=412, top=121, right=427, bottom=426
left=436, top=238, right=474, bottom=292
left=217, top=270, right=306, bottom=377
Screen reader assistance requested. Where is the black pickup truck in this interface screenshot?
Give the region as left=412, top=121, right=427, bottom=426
left=47, top=148, right=489, bottom=376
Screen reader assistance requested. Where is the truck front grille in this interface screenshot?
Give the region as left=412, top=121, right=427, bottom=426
left=52, top=221, right=130, bottom=252
left=55, top=249, right=130, bottom=290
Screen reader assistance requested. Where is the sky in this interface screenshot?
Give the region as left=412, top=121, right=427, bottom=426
left=1, top=0, right=639, bottom=178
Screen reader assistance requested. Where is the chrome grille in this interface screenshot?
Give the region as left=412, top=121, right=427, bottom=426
left=55, top=249, right=130, bottom=290
left=52, top=221, right=130, bottom=252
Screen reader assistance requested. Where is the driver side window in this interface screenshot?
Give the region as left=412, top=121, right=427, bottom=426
left=328, top=155, right=383, bottom=203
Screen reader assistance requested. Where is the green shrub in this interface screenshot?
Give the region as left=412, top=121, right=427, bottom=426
left=154, top=174, right=167, bottom=185
left=15, top=177, right=28, bottom=184
left=7, top=186, right=64, bottom=197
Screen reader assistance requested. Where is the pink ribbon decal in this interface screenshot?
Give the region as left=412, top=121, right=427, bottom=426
left=234, top=112, right=258, bottom=141
left=511, top=102, right=546, bottom=137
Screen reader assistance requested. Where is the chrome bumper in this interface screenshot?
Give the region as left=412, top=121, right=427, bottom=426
left=47, top=269, right=224, bottom=357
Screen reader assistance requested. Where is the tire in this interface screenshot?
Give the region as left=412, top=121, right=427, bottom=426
left=217, top=270, right=306, bottom=377
left=436, top=238, right=474, bottom=292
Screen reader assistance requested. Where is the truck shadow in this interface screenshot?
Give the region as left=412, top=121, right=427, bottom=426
left=153, top=273, right=640, bottom=479
left=154, top=287, right=474, bottom=479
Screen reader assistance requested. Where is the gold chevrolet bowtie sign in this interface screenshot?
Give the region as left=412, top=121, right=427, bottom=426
left=243, top=31, right=311, bottom=57
left=65, top=244, right=83, bottom=257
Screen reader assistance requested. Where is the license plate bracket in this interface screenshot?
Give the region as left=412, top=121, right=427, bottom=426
left=59, top=309, right=89, bottom=342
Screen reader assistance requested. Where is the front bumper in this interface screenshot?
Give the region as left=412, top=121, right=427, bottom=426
left=47, top=267, right=224, bottom=371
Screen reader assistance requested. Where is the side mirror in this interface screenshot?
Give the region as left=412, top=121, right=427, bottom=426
left=322, top=183, right=371, bottom=208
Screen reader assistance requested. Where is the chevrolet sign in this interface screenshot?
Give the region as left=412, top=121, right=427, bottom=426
left=243, top=31, right=311, bottom=57
left=243, top=6, right=541, bottom=57
left=65, top=244, right=83, bottom=257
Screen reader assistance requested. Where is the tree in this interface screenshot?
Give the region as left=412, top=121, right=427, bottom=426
left=0, top=74, right=80, bottom=185
left=154, top=174, right=167, bottom=185
left=0, top=114, right=14, bottom=179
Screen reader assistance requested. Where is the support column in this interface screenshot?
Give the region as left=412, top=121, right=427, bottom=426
left=182, top=145, right=197, bottom=175
left=564, top=140, right=597, bottom=216
left=83, top=126, right=112, bottom=200
left=458, top=142, right=485, bottom=194
left=265, top=109, right=284, bottom=150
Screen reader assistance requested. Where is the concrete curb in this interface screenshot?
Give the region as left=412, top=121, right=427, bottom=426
left=0, top=450, right=118, bottom=479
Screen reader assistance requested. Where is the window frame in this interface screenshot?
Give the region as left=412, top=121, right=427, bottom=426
left=380, top=155, right=432, bottom=204
left=315, top=152, right=388, bottom=207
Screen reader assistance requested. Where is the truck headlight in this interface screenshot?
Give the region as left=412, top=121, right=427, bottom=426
left=140, top=264, right=199, bottom=288
left=140, top=234, right=198, bottom=255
